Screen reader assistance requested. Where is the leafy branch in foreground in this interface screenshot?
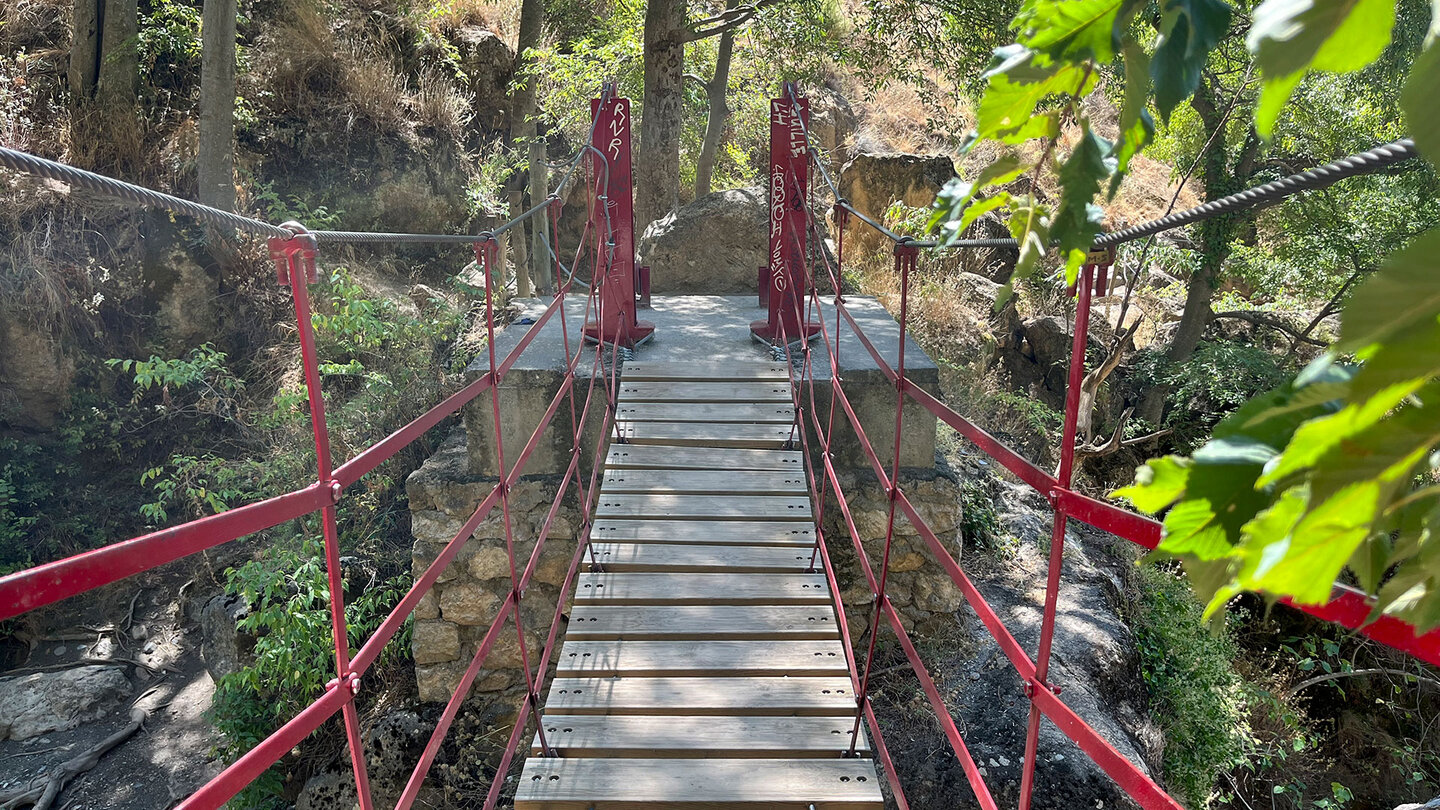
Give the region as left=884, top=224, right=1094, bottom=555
left=933, top=0, right=1440, bottom=629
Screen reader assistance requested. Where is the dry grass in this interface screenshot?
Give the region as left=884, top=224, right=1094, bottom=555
left=411, top=68, right=473, bottom=138
left=343, top=47, right=409, bottom=130
left=420, top=0, right=521, bottom=46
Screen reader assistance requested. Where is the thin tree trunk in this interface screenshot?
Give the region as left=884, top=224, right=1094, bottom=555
left=636, top=0, right=686, bottom=233
left=693, top=0, right=737, bottom=198
left=198, top=0, right=236, bottom=211
left=1137, top=78, right=1257, bottom=425
left=68, top=0, right=101, bottom=104
left=95, top=0, right=136, bottom=108
left=512, top=0, right=544, bottom=297
left=508, top=188, right=529, bottom=297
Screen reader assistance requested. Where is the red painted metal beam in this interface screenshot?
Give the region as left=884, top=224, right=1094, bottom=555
left=0, top=484, right=330, bottom=621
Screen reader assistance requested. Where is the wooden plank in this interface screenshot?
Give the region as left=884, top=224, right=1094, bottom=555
left=574, top=573, right=831, bottom=605
left=590, top=520, right=816, bottom=546
left=601, top=470, right=807, bottom=496
left=544, top=677, right=857, bottom=716
left=605, top=446, right=803, bottom=472
left=614, top=401, right=796, bottom=424
left=617, top=381, right=793, bottom=403
left=565, top=605, right=838, bottom=640
left=586, top=543, right=819, bottom=573
left=514, top=757, right=884, bottom=809
left=530, top=715, right=871, bottom=758
left=595, top=494, right=812, bottom=521
left=622, top=361, right=791, bottom=382
left=556, top=640, right=849, bottom=677
left=613, top=421, right=795, bottom=448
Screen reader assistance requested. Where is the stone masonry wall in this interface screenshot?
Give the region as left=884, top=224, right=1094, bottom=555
left=406, top=430, right=581, bottom=703
left=820, top=462, right=966, bottom=639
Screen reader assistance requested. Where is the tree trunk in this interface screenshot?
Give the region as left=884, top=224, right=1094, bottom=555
left=198, top=0, right=236, bottom=211
left=95, top=0, right=137, bottom=108
left=1137, top=77, right=1257, bottom=424
left=69, top=0, right=101, bottom=104
left=693, top=0, right=737, bottom=198
left=636, top=0, right=686, bottom=233
left=512, top=0, right=545, bottom=297
left=508, top=188, right=529, bottom=297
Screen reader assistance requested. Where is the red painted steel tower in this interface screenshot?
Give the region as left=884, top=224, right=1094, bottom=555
left=751, top=82, right=820, bottom=345
left=582, top=85, right=655, bottom=347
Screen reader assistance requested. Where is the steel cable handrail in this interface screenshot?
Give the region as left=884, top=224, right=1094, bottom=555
left=779, top=86, right=1418, bottom=251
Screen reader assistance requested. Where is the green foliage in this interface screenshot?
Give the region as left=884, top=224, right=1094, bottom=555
left=138, top=0, right=202, bottom=97
left=1134, top=564, right=1252, bottom=805
left=138, top=453, right=274, bottom=525
left=1131, top=341, right=1292, bottom=449
left=958, top=475, right=1001, bottom=548
left=1118, top=223, right=1440, bottom=630
left=211, top=536, right=410, bottom=808
left=250, top=180, right=346, bottom=230
left=0, top=439, right=88, bottom=574
left=942, top=0, right=1440, bottom=630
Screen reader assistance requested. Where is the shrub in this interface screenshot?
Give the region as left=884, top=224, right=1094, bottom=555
left=210, top=535, right=411, bottom=808
left=1133, top=564, right=1253, bottom=806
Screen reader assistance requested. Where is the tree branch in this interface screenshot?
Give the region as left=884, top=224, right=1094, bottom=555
left=684, top=0, right=786, bottom=41
left=1211, top=310, right=1327, bottom=346
left=1286, top=667, right=1440, bottom=698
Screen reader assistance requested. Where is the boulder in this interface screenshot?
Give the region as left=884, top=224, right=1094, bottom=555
left=200, top=592, right=255, bottom=682
left=455, top=27, right=515, bottom=134
left=637, top=187, right=766, bottom=294
left=838, top=153, right=956, bottom=249
left=808, top=86, right=858, bottom=160
left=0, top=665, right=132, bottom=740
left=0, top=310, right=75, bottom=428
left=996, top=315, right=1081, bottom=410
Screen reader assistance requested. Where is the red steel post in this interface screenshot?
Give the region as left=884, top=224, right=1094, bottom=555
left=1017, top=258, right=1104, bottom=810
left=752, top=82, right=820, bottom=345
left=582, top=84, right=654, bottom=348
left=270, top=223, right=375, bottom=810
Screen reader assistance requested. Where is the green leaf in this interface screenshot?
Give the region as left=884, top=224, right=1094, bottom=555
left=1248, top=0, right=1397, bottom=135
left=1257, top=378, right=1424, bottom=487
left=1402, top=43, right=1440, bottom=164
left=1006, top=197, right=1052, bottom=279
left=1347, top=318, right=1440, bottom=405
left=1338, top=228, right=1440, bottom=353
left=1155, top=438, right=1278, bottom=560
left=1150, top=0, right=1234, bottom=121
left=1114, top=455, right=1193, bottom=512
left=1256, top=70, right=1304, bottom=136
left=1243, top=480, right=1381, bottom=604
left=976, top=49, right=1097, bottom=140
left=1015, top=0, right=1124, bottom=61
left=1053, top=126, right=1115, bottom=283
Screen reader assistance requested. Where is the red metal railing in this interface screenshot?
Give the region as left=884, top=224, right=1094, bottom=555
left=0, top=88, right=639, bottom=810
left=2, top=82, right=1437, bottom=810
left=764, top=85, right=1440, bottom=810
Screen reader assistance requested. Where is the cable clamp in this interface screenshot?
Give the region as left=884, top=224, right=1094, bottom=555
left=269, top=222, right=318, bottom=286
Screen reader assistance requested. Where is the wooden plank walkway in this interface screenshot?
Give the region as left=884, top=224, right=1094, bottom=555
left=515, top=359, right=883, bottom=810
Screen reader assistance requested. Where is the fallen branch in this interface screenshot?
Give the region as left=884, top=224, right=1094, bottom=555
left=0, top=707, right=148, bottom=810
left=1211, top=310, right=1327, bottom=347
left=1286, top=667, right=1440, bottom=698
left=3, top=657, right=179, bottom=677
left=1076, top=408, right=1172, bottom=458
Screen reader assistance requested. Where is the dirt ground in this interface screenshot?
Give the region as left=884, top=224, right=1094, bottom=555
left=0, top=556, right=230, bottom=810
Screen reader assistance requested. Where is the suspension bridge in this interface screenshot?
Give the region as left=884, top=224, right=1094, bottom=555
left=0, top=81, right=1436, bottom=810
